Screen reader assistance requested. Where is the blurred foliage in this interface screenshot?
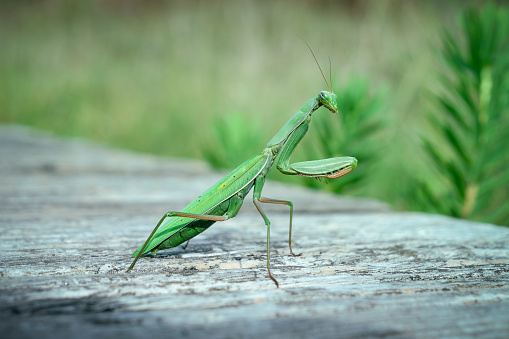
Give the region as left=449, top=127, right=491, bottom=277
left=1, top=0, right=507, bottom=225
left=203, top=113, right=265, bottom=170
left=414, top=4, right=509, bottom=225
left=0, top=0, right=446, bottom=159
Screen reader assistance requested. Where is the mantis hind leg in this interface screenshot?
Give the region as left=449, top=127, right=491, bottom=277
left=126, top=211, right=228, bottom=273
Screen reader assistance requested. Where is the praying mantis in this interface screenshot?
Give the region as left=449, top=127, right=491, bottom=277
left=126, top=47, right=357, bottom=287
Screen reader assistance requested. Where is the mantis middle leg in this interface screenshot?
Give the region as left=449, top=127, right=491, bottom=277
left=253, top=174, right=302, bottom=288
left=257, top=197, right=301, bottom=257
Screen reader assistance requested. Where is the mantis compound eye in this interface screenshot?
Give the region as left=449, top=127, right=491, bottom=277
left=319, top=91, right=331, bottom=101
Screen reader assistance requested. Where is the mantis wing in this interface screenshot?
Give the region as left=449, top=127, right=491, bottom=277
left=132, top=151, right=271, bottom=257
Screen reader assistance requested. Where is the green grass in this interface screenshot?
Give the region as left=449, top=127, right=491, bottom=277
left=1, top=0, right=507, bottom=225
left=0, top=0, right=443, bottom=155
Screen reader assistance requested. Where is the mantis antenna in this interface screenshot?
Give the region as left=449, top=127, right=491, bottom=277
left=299, top=37, right=332, bottom=93
left=328, top=56, right=333, bottom=94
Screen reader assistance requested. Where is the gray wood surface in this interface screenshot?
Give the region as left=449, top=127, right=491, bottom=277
left=0, top=125, right=508, bottom=339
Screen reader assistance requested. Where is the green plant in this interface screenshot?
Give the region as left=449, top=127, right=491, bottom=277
left=416, top=3, right=509, bottom=225
left=202, top=113, right=266, bottom=170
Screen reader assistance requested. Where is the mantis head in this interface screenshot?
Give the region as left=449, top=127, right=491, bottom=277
left=300, top=39, right=337, bottom=114
left=318, top=91, right=338, bottom=114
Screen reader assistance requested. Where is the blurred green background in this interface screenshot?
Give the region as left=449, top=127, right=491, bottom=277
left=1, top=0, right=508, bottom=225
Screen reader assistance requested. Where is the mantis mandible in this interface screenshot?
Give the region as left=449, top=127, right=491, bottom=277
left=126, top=47, right=357, bottom=287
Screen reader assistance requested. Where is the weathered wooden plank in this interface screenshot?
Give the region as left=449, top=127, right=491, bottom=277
left=0, top=125, right=508, bottom=339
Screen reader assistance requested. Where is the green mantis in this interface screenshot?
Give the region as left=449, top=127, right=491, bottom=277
left=126, top=51, right=357, bottom=288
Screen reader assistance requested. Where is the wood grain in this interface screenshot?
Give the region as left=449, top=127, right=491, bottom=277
left=0, top=125, right=507, bottom=339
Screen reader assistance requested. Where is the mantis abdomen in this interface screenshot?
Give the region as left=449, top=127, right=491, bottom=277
left=154, top=201, right=229, bottom=252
